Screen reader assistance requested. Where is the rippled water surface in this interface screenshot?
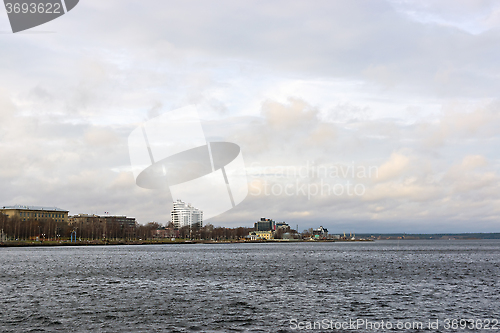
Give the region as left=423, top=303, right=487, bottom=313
left=1, top=240, right=499, bottom=332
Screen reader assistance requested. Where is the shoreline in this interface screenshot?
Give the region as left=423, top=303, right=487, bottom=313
left=0, top=239, right=375, bottom=247
left=2, top=235, right=499, bottom=247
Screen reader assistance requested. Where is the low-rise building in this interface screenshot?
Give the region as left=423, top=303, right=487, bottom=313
left=69, top=214, right=136, bottom=228
left=69, top=214, right=101, bottom=225
left=0, top=205, right=68, bottom=223
left=282, top=232, right=299, bottom=240
left=275, top=221, right=290, bottom=230
left=100, top=215, right=136, bottom=229
left=69, top=214, right=136, bottom=239
left=311, top=226, right=329, bottom=239
left=249, top=230, right=273, bottom=240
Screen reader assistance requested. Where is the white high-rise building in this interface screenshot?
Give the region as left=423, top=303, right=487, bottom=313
left=171, top=200, right=203, bottom=229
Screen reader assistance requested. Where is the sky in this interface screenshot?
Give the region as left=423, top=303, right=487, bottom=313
left=1, top=0, right=500, bottom=233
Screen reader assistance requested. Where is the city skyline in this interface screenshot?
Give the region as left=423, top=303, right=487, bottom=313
left=1, top=1, right=500, bottom=232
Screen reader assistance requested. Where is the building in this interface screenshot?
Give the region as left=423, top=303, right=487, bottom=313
left=100, top=215, right=137, bottom=229
left=68, top=214, right=101, bottom=226
left=254, top=217, right=275, bottom=231
left=69, top=214, right=136, bottom=228
left=313, top=226, right=329, bottom=239
left=68, top=214, right=136, bottom=239
left=282, top=232, right=299, bottom=240
left=171, top=200, right=203, bottom=229
left=275, top=221, right=290, bottom=230
left=0, top=205, right=68, bottom=223
left=249, top=230, right=273, bottom=240
left=313, top=226, right=328, bottom=235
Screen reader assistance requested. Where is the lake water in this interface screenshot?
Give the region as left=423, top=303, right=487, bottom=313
left=0, top=240, right=499, bottom=332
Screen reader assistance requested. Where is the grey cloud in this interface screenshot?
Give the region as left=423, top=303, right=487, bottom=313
left=3, top=1, right=498, bottom=98
left=56, top=0, right=499, bottom=98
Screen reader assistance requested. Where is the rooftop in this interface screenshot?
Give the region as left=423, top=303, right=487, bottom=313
left=1, top=205, right=68, bottom=212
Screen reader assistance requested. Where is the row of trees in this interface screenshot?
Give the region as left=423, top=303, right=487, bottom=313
left=161, top=223, right=298, bottom=240
left=0, top=214, right=257, bottom=242
left=179, top=224, right=254, bottom=240
left=0, top=215, right=137, bottom=241
left=70, top=217, right=136, bottom=241
left=0, top=214, right=70, bottom=241
left=0, top=214, right=300, bottom=242
left=136, top=222, right=254, bottom=241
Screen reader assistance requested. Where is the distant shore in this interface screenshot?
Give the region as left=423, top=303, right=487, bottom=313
left=355, top=232, right=500, bottom=240
left=2, top=233, right=500, bottom=247
left=3, top=236, right=500, bottom=247
left=0, top=239, right=377, bottom=247
left=2, top=232, right=499, bottom=248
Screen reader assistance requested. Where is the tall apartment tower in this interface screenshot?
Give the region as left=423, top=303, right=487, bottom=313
left=171, top=200, right=203, bottom=229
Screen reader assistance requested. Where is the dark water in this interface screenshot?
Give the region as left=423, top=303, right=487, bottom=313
left=0, top=240, right=499, bottom=332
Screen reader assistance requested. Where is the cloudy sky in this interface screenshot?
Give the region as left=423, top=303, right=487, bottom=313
left=1, top=0, right=500, bottom=233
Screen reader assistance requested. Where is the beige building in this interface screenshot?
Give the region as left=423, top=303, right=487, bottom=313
left=0, top=205, right=68, bottom=223
left=249, top=231, right=273, bottom=240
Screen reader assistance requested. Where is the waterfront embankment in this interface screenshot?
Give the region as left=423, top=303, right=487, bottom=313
left=0, top=238, right=373, bottom=247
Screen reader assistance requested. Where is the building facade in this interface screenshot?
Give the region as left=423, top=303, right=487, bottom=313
left=100, top=215, right=137, bottom=229
left=254, top=217, right=275, bottom=231
left=171, top=200, right=203, bottom=229
left=249, top=231, right=273, bottom=240
left=69, top=214, right=136, bottom=228
left=68, top=214, right=101, bottom=226
left=0, top=205, right=68, bottom=223
left=313, top=226, right=329, bottom=239
left=68, top=214, right=136, bottom=239
left=275, top=221, right=290, bottom=230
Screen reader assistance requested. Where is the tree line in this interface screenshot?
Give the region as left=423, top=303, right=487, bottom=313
left=137, top=222, right=255, bottom=241
left=0, top=215, right=70, bottom=241
left=0, top=214, right=257, bottom=241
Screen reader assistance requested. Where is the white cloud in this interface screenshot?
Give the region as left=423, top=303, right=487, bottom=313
left=375, top=153, right=411, bottom=182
